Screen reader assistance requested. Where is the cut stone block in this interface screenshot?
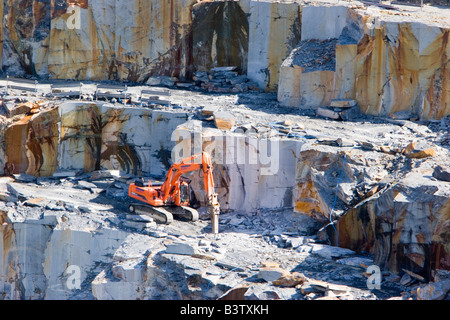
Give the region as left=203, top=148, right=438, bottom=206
left=330, top=99, right=356, bottom=108
left=214, top=111, right=235, bottom=130
left=316, top=107, right=341, bottom=120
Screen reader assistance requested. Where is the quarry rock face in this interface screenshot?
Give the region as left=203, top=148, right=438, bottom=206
left=0, top=0, right=449, bottom=301
left=247, top=0, right=301, bottom=91
left=172, top=123, right=303, bottom=212
left=0, top=0, right=448, bottom=119
left=100, top=104, right=188, bottom=177
left=293, top=131, right=450, bottom=281
left=0, top=101, right=189, bottom=178
left=277, top=3, right=450, bottom=120
left=338, top=170, right=450, bottom=279
left=0, top=93, right=448, bottom=299
left=1, top=0, right=197, bottom=81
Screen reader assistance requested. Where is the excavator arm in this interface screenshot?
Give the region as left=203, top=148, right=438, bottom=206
left=161, top=153, right=215, bottom=199
left=159, top=152, right=220, bottom=232
left=128, top=152, right=220, bottom=232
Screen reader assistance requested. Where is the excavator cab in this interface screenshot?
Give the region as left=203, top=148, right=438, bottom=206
left=178, top=177, right=190, bottom=206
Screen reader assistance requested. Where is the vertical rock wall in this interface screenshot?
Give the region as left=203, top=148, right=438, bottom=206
left=247, top=0, right=301, bottom=91
left=0, top=1, right=448, bottom=120
left=0, top=102, right=189, bottom=177
left=192, top=1, right=249, bottom=74
left=1, top=0, right=197, bottom=81
left=112, top=0, right=196, bottom=81
left=0, top=207, right=129, bottom=300
left=338, top=172, right=450, bottom=278
left=171, top=124, right=303, bottom=212
left=352, top=18, right=450, bottom=120
left=277, top=4, right=450, bottom=120
left=0, top=0, right=300, bottom=86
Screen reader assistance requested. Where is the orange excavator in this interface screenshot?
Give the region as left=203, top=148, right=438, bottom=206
left=128, top=152, right=221, bottom=233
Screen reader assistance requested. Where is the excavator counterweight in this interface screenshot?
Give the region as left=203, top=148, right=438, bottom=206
left=128, top=152, right=220, bottom=233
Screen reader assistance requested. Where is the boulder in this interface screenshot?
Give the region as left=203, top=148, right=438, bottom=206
left=165, top=242, right=198, bottom=255
left=146, top=76, right=176, bottom=87
left=330, top=99, right=356, bottom=108
left=432, top=165, right=450, bottom=182
left=4, top=101, right=35, bottom=118
left=214, top=111, right=235, bottom=130
left=273, top=272, right=307, bottom=287
left=416, top=280, right=450, bottom=300
left=258, top=267, right=289, bottom=282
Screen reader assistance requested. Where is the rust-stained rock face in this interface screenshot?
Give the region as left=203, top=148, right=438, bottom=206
left=293, top=138, right=450, bottom=277
left=247, top=0, right=301, bottom=91
left=293, top=145, right=388, bottom=224
left=338, top=172, right=450, bottom=279
left=277, top=4, right=450, bottom=120
left=58, top=102, right=102, bottom=172
left=100, top=106, right=146, bottom=176
left=351, top=19, right=450, bottom=120
left=5, top=115, right=32, bottom=174
left=1, top=0, right=51, bottom=76
left=26, top=107, right=60, bottom=176
left=113, top=0, right=197, bottom=82
left=48, top=1, right=113, bottom=80
left=0, top=101, right=189, bottom=177
left=1, top=0, right=197, bottom=81
left=100, top=105, right=188, bottom=176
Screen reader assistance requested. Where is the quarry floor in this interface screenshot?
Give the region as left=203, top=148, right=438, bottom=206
left=1, top=175, right=405, bottom=300
left=1, top=80, right=449, bottom=300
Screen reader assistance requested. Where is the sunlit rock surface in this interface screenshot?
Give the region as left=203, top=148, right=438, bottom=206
left=0, top=101, right=188, bottom=177
left=338, top=170, right=450, bottom=279
left=277, top=3, right=450, bottom=120
left=1, top=0, right=448, bottom=119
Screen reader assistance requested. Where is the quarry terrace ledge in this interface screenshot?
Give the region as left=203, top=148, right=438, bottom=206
left=0, top=0, right=449, bottom=120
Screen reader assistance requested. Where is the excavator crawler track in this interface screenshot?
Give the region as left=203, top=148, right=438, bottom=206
left=128, top=203, right=173, bottom=224
left=168, top=206, right=199, bottom=222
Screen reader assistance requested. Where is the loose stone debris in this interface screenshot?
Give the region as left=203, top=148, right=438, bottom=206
left=0, top=0, right=449, bottom=302
left=0, top=84, right=448, bottom=300
left=193, top=67, right=261, bottom=93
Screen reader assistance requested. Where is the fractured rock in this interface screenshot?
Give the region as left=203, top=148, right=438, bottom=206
left=13, top=173, right=37, bottom=183
left=308, top=244, right=355, bottom=260
left=200, top=105, right=219, bottom=117
left=121, top=220, right=156, bottom=231
left=165, top=242, right=198, bottom=255
left=146, top=76, right=176, bottom=87
left=218, top=285, right=249, bottom=300
left=77, top=180, right=98, bottom=191
left=316, top=107, right=341, bottom=120
left=126, top=214, right=154, bottom=223
left=214, top=111, right=235, bottom=130
left=338, top=169, right=450, bottom=276
left=433, top=165, right=450, bottom=182
left=258, top=267, right=289, bottom=282
left=4, top=101, right=34, bottom=117
left=336, top=257, right=373, bottom=268
left=402, top=141, right=435, bottom=159
left=416, top=280, right=450, bottom=300
left=273, top=272, right=307, bottom=287
left=316, top=105, right=362, bottom=121
left=407, top=149, right=435, bottom=159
